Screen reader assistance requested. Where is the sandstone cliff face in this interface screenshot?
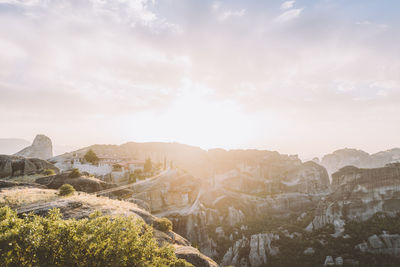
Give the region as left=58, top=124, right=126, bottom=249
left=321, top=148, right=400, bottom=176
left=308, top=164, right=400, bottom=234
left=0, top=155, right=59, bottom=178
left=14, top=134, right=53, bottom=160
left=121, top=156, right=330, bottom=265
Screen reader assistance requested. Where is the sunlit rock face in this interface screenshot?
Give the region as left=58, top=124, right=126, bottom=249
left=356, top=233, right=400, bottom=256
left=14, top=134, right=53, bottom=160
left=125, top=154, right=331, bottom=265
left=321, top=148, right=400, bottom=176
left=309, top=163, right=400, bottom=233
left=0, top=155, right=59, bottom=178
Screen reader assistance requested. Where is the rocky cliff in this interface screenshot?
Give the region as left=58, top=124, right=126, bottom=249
left=119, top=153, right=330, bottom=265
left=14, top=134, right=53, bottom=159
left=321, top=148, right=400, bottom=176
left=0, top=155, right=59, bottom=178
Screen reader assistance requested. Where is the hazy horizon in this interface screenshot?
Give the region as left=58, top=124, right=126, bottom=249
left=1, top=0, right=399, bottom=159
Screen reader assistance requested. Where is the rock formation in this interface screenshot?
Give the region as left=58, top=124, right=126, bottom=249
left=35, top=172, right=117, bottom=193
left=321, top=148, right=400, bottom=176
left=0, top=155, right=59, bottom=178
left=14, top=134, right=53, bottom=160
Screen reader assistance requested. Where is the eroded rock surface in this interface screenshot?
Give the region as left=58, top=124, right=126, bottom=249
left=14, top=134, right=53, bottom=160
left=0, top=155, right=59, bottom=178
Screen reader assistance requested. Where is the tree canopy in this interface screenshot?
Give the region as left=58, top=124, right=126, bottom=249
left=83, top=149, right=99, bottom=164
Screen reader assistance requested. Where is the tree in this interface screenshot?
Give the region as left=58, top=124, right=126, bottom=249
left=83, top=149, right=99, bottom=164
left=144, top=158, right=152, bottom=173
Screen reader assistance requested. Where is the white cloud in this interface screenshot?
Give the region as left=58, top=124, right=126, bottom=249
left=280, top=1, right=295, bottom=10
left=218, top=9, right=246, bottom=21
left=275, top=8, right=303, bottom=23
left=376, top=90, right=388, bottom=97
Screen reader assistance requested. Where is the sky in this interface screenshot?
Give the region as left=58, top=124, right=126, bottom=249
left=0, top=0, right=399, bottom=159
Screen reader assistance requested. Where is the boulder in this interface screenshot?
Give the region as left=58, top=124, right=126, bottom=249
left=35, top=173, right=116, bottom=193
left=0, top=155, right=59, bottom=178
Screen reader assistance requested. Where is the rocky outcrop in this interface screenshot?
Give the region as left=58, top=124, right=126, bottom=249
left=356, top=233, right=400, bottom=256
left=35, top=172, right=116, bottom=193
left=321, top=148, right=400, bottom=176
left=308, top=163, right=400, bottom=233
left=0, top=155, right=59, bottom=178
left=175, top=246, right=219, bottom=267
left=220, top=233, right=279, bottom=267
left=14, top=134, right=53, bottom=160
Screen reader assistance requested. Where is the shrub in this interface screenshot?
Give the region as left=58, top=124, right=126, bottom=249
left=58, top=184, right=75, bottom=196
left=154, top=217, right=173, bottom=232
left=69, top=168, right=81, bottom=178
left=0, top=206, right=193, bottom=266
left=42, top=168, right=56, bottom=176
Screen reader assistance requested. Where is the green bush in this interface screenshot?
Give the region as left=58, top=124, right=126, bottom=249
left=42, top=168, right=56, bottom=176
left=0, top=206, right=192, bottom=267
left=69, top=168, right=81, bottom=178
left=58, top=184, right=75, bottom=196
left=154, top=217, right=173, bottom=232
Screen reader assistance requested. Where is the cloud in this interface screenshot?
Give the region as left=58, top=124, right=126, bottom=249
left=275, top=8, right=303, bottom=23
left=218, top=8, right=246, bottom=21
left=1, top=0, right=400, bottom=155
left=280, top=1, right=295, bottom=10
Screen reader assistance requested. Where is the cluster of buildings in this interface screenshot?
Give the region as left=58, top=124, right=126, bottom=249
left=65, top=153, right=147, bottom=183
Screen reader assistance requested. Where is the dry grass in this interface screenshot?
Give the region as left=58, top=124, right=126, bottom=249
left=4, top=174, right=45, bottom=183
left=0, top=187, right=143, bottom=217
left=68, top=193, right=142, bottom=216
left=0, top=187, right=58, bottom=208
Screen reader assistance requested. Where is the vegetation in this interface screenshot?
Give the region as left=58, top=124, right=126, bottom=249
left=83, top=149, right=99, bottom=164
left=344, top=212, right=400, bottom=243
left=144, top=158, right=153, bottom=173
left=58, top=184, right=75, bottom=196
left=42, top=168, right=56, bottom=176
left=154, top=217, right=173, bottom=232
left=69, top=168, right=81, bottom=178
left=0, top=206, right=192, bottom=267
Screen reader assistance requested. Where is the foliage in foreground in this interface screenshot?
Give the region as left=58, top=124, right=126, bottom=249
left=58, top=184, right=75, bottom=196
left=154, top=217, right=173, bottom=232
left=0, top=206, right=192, bottom=267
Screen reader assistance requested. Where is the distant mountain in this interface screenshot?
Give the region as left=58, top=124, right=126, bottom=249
left=321, top=148, right=400, bottom=175
left=0, top=138, right=30, bottom=155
